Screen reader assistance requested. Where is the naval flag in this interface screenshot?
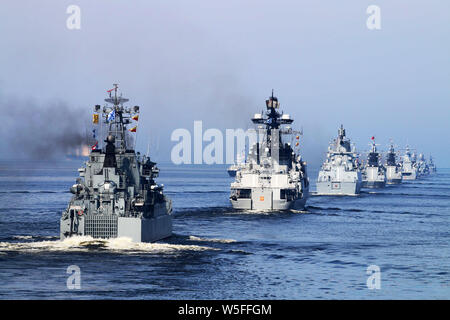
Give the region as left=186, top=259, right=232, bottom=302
left=107, top=109, right=116, bottom=122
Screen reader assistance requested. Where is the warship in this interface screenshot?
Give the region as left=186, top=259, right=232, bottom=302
left=429, top=156, right=437, bottom=173
left=416, top=153, right=430, bottom=177
left=230, top=92, right=309, bottom=211
left=316, top=125, right=362, bottom=195
left=227, top=151, right=245, bottom=177
left=60, top=84, right=173, bottom=242
left=400, top=146, right=418, bottom=180
left=361, top=138, right=386, bottom=188
left=385, top=143, right=403, bottom=184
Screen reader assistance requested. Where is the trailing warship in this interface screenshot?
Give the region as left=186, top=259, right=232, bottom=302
left=385, top=143, right=402, bottom=184
left=316, top=125, right=362, bottom=195
left=361, top=138, right=386, bottom=188
left=400, top=146, right=418, bottom=180
left=230, top=92, right=309, bottom=211
left=428, top=156, right=437, bottom=173
left=60, top=84, right=173, bottom=242
left=416, top=153, right=430, bottom=177
left=227, top=152, right=245, bottom=177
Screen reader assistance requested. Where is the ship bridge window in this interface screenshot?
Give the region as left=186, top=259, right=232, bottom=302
left=232, top=188, right=251, bottom=199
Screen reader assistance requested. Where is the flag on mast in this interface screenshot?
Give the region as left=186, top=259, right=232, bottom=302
left=107, top=109, right=116, bottom=122
left=132, top=115, right=139, bottom=121
left=129, top=126, right=137, bottom=132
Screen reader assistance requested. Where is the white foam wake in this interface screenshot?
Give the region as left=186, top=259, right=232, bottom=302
left=12, top=235, right=33, bottom=240
left=188, top=236, right=236, bottom=243
left=0, top=236, right=216, bottom=254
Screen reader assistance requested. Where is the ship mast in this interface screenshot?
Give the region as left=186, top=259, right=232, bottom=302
left=251, top=91, right=294, bottom=150
left=97, top=84, right=139, bottom=153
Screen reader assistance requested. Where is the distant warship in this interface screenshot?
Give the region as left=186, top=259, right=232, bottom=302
left=362, top=138, right=386, bottom=188
left=400, top=146, right=418, bottom=180
left=230, top=92, right=309, bottom=211
left=428, top=156, right=437, bottom=173
left=385, top=143, right=402, bottom=185
left=227, top=152, right=245, bottom=177
left=416, top=153, right=430, bottom=177
left=60, top=84, right=172, bottom=242
left=316, top=125, right=362, bottom=195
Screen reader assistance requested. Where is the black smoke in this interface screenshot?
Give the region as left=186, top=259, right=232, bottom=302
left=0, top=96, right=91, bottom=159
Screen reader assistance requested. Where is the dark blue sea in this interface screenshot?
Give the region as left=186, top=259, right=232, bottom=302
left=0, top=160, right=448, bottom=299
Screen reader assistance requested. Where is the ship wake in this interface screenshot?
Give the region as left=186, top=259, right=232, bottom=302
left=0, top=236, right=217, bottom=254
left=188, top=235, right=236, bottom=243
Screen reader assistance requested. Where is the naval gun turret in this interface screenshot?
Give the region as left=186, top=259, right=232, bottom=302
left=60, top=84, right=172, bottom=242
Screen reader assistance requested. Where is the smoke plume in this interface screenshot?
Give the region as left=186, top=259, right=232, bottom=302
left=0, top=96, right=91, bottom=159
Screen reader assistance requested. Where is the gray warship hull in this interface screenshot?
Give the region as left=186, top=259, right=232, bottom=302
left=386, top=178, right=402, bottom=185
left=316, top=181, right=361, bottom=196
left=362, top=180, right=386, bottom=188
left=402, top=172, right=417, bottom=180
left=385, top=165, right=402, bottom=185
left=60, top=212, right=172, bottom=242
left=230, top=187, right=308, bottom=211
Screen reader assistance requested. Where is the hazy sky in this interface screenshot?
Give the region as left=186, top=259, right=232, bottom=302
left=0, top=0, right=449, bottom=166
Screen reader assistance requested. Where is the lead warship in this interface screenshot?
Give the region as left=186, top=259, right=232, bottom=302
left=230, top=93, right=309, bottom=211
left=361, top=138, right=386, bottom=188
left=316, top=125, right=362, bottom=195
left=400, top=146, right=418, bottom=180
left=385, top=143, right=402, bottom=184
left=60, top=85, right=173, bottom=242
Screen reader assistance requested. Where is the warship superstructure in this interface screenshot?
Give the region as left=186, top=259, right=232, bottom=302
left=362, top=138, right=386, bottom=188
left=316, top=125, right=362, bottom=195
left=400, top=146, right=418, bottom=180
left=385, top=143, right=402, bottom=184
left=230, top=93, right=309, bottom=211
left=60, top=85, right=172, bottom=242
